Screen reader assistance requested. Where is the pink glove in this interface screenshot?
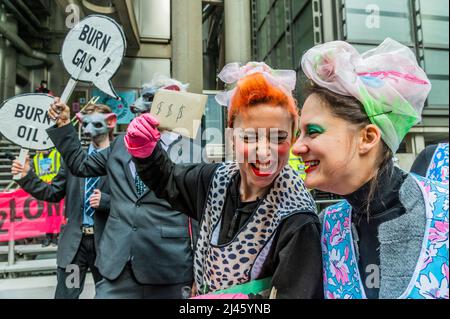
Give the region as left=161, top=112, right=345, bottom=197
left=125, top=113, right=161, bottom=158
left=191, top=293, right=249, bottom=299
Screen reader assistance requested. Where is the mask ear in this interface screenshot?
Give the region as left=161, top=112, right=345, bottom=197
left=76, top=113, right=84, bottom=123
left=163, top=85, right=181, bottom=92
left=105, top=113, right=118, bottom=129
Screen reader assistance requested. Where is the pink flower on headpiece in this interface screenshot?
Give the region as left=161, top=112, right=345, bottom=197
left=315, top=53, right=336, bottom=82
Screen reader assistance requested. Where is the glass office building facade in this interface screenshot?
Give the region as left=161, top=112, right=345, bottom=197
left=343, top=0, right=448, bottom=110
left=251, top=0, right=449, bottom=150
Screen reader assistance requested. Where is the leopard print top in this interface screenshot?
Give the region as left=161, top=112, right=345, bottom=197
left=194, top=161, right=316, bottom=294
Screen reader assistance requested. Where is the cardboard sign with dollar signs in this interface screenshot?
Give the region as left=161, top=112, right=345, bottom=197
left=151, top=90, right=208, bottom=139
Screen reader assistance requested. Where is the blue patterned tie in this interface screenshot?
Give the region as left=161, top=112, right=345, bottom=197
left=85, top=176, right=100, bottom=217
left=84, top=150, right=100, bottom=219
left=134, top=173, right=146, bottom=197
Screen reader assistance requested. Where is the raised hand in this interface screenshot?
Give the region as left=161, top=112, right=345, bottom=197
left=48, top=97, right=71, bottom=127
left=11, top=155, right=31, bottom=178
left=124, top=113, right=161, bottom=159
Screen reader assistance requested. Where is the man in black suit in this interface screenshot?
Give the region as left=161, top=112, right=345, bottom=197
left=46, top=78, right=196, bottom=299
left=11, top=104, right=116, bottom=299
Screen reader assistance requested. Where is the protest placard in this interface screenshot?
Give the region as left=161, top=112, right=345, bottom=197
left=60, top=14, right=126, bottom=101
left=0, top=94, right=55, bottom=151
left=0, top=15, right=127, bottom=180
left=150, top=90, right=208, bottom=139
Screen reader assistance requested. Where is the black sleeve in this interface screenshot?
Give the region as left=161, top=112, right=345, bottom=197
left=260, top=214, right=324, bottom=299
left=16, top=167, right=67, bottom=203
left=133, top=143, right=219, bottom=219
left=47, top=124, right=110, bottom=178
left=410, top=144, right=438, bottom=177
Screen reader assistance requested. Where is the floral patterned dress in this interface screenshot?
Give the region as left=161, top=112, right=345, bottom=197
left=321, top=174, right=449, bottom=299
left=426, top=143, right=449, bottom=184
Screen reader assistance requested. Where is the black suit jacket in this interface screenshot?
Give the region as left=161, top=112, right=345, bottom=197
left=17, top=163, right=111, bottom=268
left=410, top=144, right=439, bottom=177
left=47, top=124, right=194, bottom=285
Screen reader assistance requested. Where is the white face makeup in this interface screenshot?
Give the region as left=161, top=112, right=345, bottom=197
left=233, top=104, right=293, bottom=190
left=234, top=127, right=290, bottom=175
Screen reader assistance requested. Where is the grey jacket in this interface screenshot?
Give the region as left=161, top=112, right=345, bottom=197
left=378, top=175, right=426, bottom=298
left=17, top=163, right=110, bottom=268
left=47, top=124, right=194, bottom=285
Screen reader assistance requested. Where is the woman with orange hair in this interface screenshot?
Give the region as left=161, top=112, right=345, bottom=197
left=124, top=62, right=323, bottom=299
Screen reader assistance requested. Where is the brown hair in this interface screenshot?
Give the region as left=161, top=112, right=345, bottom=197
left=81, top=104, right=115, bottom=141
left=303, top=82, right=393, bottom=219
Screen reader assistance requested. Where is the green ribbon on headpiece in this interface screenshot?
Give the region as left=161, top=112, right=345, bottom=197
left=360, top=87, right=420, bottom=153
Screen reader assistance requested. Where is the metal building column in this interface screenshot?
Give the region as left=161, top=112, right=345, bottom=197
left=312, top=0, right=323, bottom=44
left=283, top=0, right=293, bottom=68
left=172, top=0, right=203, bottom=94
left=2, top=12, right=17, bottom=99
left=250, top=0, right=258, bottom=60
left=0, top=5, right=6, bottom=101
left=224, top=0, right=251, bottom=64
left=405, top=133, right=426, bottom=156
left=411, top=0, right=426, bottom=70
left=321, top=0, right=339, bottom=42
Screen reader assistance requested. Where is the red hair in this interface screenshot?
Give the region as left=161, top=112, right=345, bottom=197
left=228, top=72, right=298, bottom=127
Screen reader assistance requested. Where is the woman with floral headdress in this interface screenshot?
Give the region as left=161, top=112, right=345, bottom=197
left=123, top=62, right=323, bottom=299
left=293, top=38, right=449, bottom=299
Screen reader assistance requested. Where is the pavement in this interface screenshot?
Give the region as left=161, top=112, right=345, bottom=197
left=0, top=273, right=95, bottom=299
